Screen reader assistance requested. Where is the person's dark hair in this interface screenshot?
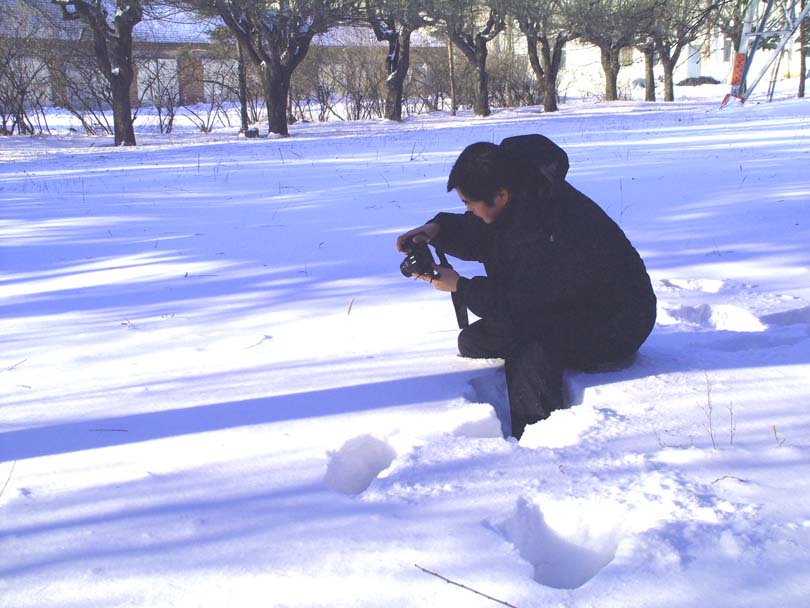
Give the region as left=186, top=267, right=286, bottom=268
left=446, top=142, right=513, bottom=206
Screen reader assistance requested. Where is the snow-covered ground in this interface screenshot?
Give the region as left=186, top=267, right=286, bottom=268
left=1, top=84, right=809, bottom=607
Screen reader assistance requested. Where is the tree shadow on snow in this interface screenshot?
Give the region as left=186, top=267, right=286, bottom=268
left=0, top=369, right=482, bottom=462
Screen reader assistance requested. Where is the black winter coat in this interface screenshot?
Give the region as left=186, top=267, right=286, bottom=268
left=431, top=138, right=656, bottom=369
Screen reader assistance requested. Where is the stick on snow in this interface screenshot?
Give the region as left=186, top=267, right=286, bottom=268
left=415, top=564, right=520, bottom=608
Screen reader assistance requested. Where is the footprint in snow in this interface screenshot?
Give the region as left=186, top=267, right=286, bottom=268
left=497, top=497, right=620, bottom=589
left=324, top=434, right=397, bottom=495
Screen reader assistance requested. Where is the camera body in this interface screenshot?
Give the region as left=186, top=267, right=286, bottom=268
left=400, top=237, right=438, bottom=279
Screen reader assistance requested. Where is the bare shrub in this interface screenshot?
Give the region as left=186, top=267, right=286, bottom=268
left=0, top=4, right=53, bottom=135
left=136, top=55, right=181, bottom=133
left=488, top=51, right=541, bottom=109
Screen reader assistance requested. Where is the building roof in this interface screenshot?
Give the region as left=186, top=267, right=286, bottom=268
left=1, top=1, right=442, bottom=48
left=0, top=0, right=218, bottom=44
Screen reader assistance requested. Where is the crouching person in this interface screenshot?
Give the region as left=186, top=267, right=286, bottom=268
left=396, top=136, right=657, bottom=439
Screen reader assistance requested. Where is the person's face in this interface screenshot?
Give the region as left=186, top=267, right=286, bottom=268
left=456, top=187, right=510, bottom=224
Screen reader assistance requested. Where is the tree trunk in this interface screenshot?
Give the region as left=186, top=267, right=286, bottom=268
left=525, top=32, right=564, bottom=113
left=660, top=55, right=675, bottom=102
left=237, top=40, right=249, bottom=132
left=448, top=36, right=457, bottom=115
left=643, top=47, right=656, bottom=102
left=110, top=72, right=136, bottom=146
left=262, top=67, right=291, bottom=136
left=600, top=46, right=621, bottom=101
left=473, top=39, right=491, bottom=116
left=449, top=32, right=492, bottom=117
left=106, top=33, right=137, bottom=145
left=383, top=29, right=412, bottom=121
left=542, top=72, right=558, bottom=112
left=655, top=38, right=683, bottom=103
left=525, top=32, right=548, bottom=108
left=542, top=36, right=566, bottom=112
left=384, top=44, right=404, bottom=121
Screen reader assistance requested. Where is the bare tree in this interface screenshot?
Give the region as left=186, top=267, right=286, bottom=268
left=51, top=0, right=143, bottom=145
left=188, top=0, right=359, bottom=136
left=651, top=0, right=723, bottom=101
left=428, top=0, right=506, bottom=116
left=510, top=0, right=573, bottom=112
left=563, top=0, right=659, bottom=101
left=366, top=0, right=431, bottom=121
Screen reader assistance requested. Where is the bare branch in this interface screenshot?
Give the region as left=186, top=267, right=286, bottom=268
left=415, top=564, right=521, bottom=608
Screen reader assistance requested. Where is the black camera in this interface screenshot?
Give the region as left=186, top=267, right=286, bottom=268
left=400, top=237, right=438, bottom=279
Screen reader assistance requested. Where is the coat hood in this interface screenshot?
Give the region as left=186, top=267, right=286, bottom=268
left=499, top=134, right=569, bottom=205
left=499, top=134, right=569, bottom=182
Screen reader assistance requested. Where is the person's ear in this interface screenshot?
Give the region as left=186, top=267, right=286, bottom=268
left=494, top=187, right=510, bottom=207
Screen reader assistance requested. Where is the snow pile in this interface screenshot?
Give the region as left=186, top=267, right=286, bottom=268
left=324, top=434, right=397, bottom=495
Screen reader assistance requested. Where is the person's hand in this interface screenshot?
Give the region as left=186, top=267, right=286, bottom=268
left=417, top=264, right=460, bottom=292
left=396, top=222, right=439, bottom=253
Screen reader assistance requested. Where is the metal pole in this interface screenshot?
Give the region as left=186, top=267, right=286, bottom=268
left=742, top=3, right=810, bottom=101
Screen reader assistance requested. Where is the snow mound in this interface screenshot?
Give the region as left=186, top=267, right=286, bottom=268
left=519, top=404, right=603, bottom=449
left=660, top=278, right=726, bottom=293
left=498, top=497, right=621, bottom=589
left=660, top=303, right=766, bottom=332
left=324, top=434, right=397, bottom=495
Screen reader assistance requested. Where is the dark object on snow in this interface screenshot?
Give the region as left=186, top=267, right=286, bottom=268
left=243, top=127, right=260, bottom=138
left=677, top=76, right=721, bottom=86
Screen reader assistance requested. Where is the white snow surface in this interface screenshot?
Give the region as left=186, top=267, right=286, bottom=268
left=2, top=89, right=810, bottom=607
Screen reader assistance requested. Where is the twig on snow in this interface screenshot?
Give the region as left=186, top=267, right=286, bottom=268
left=2, top=359, right=27, bottom=372
left=414, top=564, right=520, bottom=608
left=246, top=335, right=273, bottom=349
left=711, top=475, right=750, bottom=485
left=0, top=461, right=17, bottom=499
left=772, top=424, right=786, bottom=447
